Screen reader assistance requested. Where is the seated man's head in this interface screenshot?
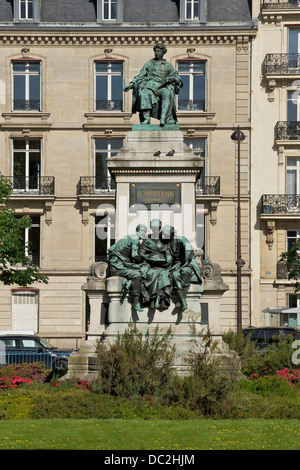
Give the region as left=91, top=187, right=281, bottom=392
left=153, top=42, right=167, bottom=60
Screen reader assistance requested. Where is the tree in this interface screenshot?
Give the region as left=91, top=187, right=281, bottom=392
left=280, top=239, right=300, bottom=293
left=0, top=173, right=48, bottom=287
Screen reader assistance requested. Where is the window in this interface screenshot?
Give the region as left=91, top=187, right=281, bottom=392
left=103, top=0, right=117, bottom=20
left=286, top=158, right=300, bottom=196
left=286, top=230, right=300, bottom=250
left=184, top=139, right=206, bottom=191
left=17, top=215, right=41, bottom=267
left=14, top=0, right=40, bottom=23
left=12, top=291, right=38, bottom=331
left=97, top=0, right=122, bottom=23
left=94, top=139, right=123, bottom=191
left=185, top=0, right=200, bottom=20
left=95, top=61, right=123, bottom=111
left=179, top=0, right=204, bottom=23
left=177, top=61, right=206, bottom=111
left=286, top=294, right=300, bottom=328
left=20, top=0, right=33, bottom=19
left=95, top=214, right=115, bottom=262
left=12, top=61, right=41, bottom=111
left=12, top=139, right=41, bottom=192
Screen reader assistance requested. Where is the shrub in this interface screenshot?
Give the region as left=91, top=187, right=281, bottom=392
left=223, top=330, right=300, bottom=377
left=96, top=323, right=175, bottom=400
left=168, top=326, right=236, bottom=416
left=0, top=363, right=50, bottom=383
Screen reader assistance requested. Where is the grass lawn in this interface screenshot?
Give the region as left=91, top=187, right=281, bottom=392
left=0, top=418, right=299, bottom=450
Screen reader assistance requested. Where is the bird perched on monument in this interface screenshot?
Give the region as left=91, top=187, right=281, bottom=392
left=153, top=150, right=161, bottom=156
left=166, top=149, right=175, bottom=156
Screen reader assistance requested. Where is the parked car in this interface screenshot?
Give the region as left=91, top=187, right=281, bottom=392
left=242, top=326, right=300, bottom=349
left=0, top=330, right=74, bottom=370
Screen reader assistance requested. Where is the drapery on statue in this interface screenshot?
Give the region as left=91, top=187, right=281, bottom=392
left=124, top=42, right=183, bottom=126
left=108, top=220, right=202, bottom=312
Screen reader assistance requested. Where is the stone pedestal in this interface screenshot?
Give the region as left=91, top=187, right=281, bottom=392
left=107, top=127, right=204, bottom=244
left=62, top=127, right=239, bottom=380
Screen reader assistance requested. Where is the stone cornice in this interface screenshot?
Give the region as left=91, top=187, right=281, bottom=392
left=0, top=30, right=256, bottom=47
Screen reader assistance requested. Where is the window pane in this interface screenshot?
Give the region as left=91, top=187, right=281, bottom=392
left=95, top=62, right=109, bottom=73
left=96, top=76, right=108, bottom=109
left=13, top=63, right=26, bottom=73
left=111, top=1, right=117, bottom=19
left=289, top=29, right=300, bottom=54
left=13, top=75, right=25, bottom=103
left=29, top=140, right=41, bottom=150
left=29, top=75, right=40, bottom=109
left=111, top=75, right=123, bottom=103
left=287, top=91, right=298, bottom=121
left=178, top=62, right=191, bottom=73
left=13, top=153, right=25, bottom=189
left=111, top=139, right=123, bottom=150
left=95, top=152, right=108, bottom=182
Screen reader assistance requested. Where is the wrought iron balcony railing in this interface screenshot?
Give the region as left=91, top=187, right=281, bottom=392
left=263, top=53, right=300, bottom=75
left=5, top=176, right=55, bottom=195
left=262, top=0, right=300, bottom=9
left=95, top=100, right=123, bottom=111
left=275, top=121, right=300, bottom=140
left=178, top=99, right=205, bottom=111
left=13, top=100, right=40, bottom=111
left=196, top=176, right=220, bottom=195
left=78, top=176, right=116, bottom=195
left=261, top=194, right=300, bottom=214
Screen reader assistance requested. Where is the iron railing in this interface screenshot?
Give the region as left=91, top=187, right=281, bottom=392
left=13, top=100, right=40, bottom=111
left=262, top=0, right=300, bottom=9
left=261, top=194, right=300, bottom=214
left=78, top=176, right=116, bottom=195
left=196, top=176, right=220, bottom=195
left=263, top=53, right=300, bottom=74
left=5, top=176, right=55, bottom=195
left=95, top=100, right=123, bottom=111
left=178, top=99, right=206, bottom=111
left=275, top=121, right=300, bottom=140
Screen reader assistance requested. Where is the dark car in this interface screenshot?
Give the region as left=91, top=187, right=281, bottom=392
left=0, top=331, right=74, bottom=370
left=242, top=326, right=300, bottom=349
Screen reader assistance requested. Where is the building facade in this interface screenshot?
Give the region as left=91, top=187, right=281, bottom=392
left=251, top=0, right=300, bottom=329
left=0, top=0, right=256, bottom=348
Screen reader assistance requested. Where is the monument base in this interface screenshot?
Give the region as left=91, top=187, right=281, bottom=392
left=62, top=260, right=241, bottom=381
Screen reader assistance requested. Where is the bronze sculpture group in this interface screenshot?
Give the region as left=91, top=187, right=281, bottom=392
left=108, top=220, right=202, bottom=312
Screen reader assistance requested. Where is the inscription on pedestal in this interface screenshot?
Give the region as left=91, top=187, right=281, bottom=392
left=129, top=183, right=181, bottom=211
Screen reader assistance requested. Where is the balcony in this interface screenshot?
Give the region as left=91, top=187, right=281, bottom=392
left=262, top=0, right=300, bottom=9
left=263, top=54, right=300, bottom=75
left=77, top=176, right=116, bottom=196
left=261, top=194, right=300, bottom=215
left=196, top=176, right=220, bottom=195
left=13, top=100, right=40, bottom=111
left=275, top=121, right=300, bottom=141
left=5, top=176, right=55, bottom=195
left=95, top=100, right=123, bottom=111
left=178, top=99, right=206, bottom=112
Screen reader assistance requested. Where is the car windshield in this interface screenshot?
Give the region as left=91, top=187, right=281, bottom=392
left=38, top=337, right=57, bottom=349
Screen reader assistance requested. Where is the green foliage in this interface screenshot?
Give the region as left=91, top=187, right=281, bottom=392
left=96, top=323, right=175, bottom=399
left=238, top=375, right=296, bottom=397
left=280, top=238, right=300, bottom=292
left=168, top=327, right=236, bottom=416
left=0, top=173, right=48, bottom=286
left=223, top=329, right=300, bottom=377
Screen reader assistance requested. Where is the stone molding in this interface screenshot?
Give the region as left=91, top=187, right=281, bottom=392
left=0, top=31, right=255, bottom=47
